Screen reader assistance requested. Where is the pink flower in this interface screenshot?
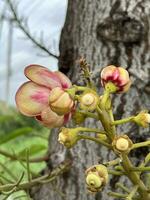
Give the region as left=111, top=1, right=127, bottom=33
left=15, top=65, right=73, bottom=128
left=101, top=65, right=131, bottom=93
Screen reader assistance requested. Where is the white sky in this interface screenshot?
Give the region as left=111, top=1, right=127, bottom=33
left=0, top=0, right=67, bottom=105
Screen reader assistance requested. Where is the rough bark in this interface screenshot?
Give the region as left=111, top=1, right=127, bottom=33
left=31, top=0, right=150, bottom=199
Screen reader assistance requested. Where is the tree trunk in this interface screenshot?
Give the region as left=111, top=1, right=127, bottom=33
left=31, top=0, right=150, bottom=199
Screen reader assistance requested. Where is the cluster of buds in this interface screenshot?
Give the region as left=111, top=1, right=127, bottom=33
left=15, top=62, right=150, bottom=197
left=112, top=135, right=133, bottom=154
left=15, top=64, right=132, bottom=128
left=85, top=165, right=109, bottom=193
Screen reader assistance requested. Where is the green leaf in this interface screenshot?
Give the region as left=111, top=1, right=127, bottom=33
left=0, top=115, right=14, bottom=123
left=0, top=127, right=33, bottom=145
left=17, top=144, right=47, bottom=157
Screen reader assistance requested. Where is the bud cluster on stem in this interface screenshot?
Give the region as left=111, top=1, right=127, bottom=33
left=14, top=61, right=150, bottom=199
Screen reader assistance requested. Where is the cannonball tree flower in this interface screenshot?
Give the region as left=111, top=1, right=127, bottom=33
left=15, top=65, right=73, bottom=128
left=101, top=65, right=131, bottom=93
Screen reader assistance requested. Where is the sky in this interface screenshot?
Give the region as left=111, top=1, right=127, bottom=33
left=0, top=0, right=67, bottom=105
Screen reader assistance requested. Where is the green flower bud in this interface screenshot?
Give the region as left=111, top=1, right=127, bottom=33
left=58, top=127, right=79, bottom=148
left=72, top=111, right=86, bottom=124
left=85, top=164, right=109, bottom=193
left=133, top=111, right=150, bottom=128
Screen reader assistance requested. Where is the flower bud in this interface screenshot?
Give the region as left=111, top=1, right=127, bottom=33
left=58, top=127, right=79, bottom=148
left=79, top=91, right=99, bottom=111
left=49, top=87, right=74, bottom=115
left=101, top=65, right=131, bottom=93
left=133, top=111, right=150, bottom=128
left=96, top=134, right=107, bottom=141
left=112, top=135, right=133, bottom=154
left=85, top=164, right=109, bottom=193
left=72, top=111, right=86, bottom=124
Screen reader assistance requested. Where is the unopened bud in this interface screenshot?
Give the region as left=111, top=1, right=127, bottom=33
left=72, top=111, right=86, bottom=124
left=58, top=127, right=79, bottom=148
left=85, top=164, right=109, bottom=193
left=79, top=91, right=99, bottom=111
left=49, top=87, right=74, bottom=115
left=101, top=65, right=131, bottom=93
left=133, top=111, right=150, bottom=128
left=112, top=135, right=133, bottom=154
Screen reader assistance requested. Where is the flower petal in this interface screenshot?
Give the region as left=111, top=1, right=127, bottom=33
left=15, top=81, right=51, bottom=116
left=54, top=71, right=72, bottom=88
left=118, top=67, right=130, bottom=86
left=49, top=87, right=74, bottom=115
left=64, top=113, right=72, bottom=124
left=101, top=65, right=118, bottom=81
left=25, top=65, right=62, bottom=89
left=35, top=107, right=64, bottom=128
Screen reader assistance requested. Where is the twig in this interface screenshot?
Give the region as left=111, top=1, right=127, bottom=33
left=0, top=148, right=49, bottom=163
left=78, top=134, right=111, bottom=148
left=126, top=185, right=138, bottom=200
left=26, top=150, right=31, bottom=182
left=108, top=170, right=125, bottom=176
left=108, top=191, right=128, bottom=198
left=6, top=0, right=59, bottom=59
left=115, top=183, right=130, bottom=193
left=0, top=160, right=71, bottom=192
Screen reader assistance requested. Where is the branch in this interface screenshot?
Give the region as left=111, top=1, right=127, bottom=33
left=132, top=141, right=150, bottom=150
left=0, top=148, right=49, bottom=163
left=78, top=134, right=111, bottom=148
left=115, top=183, right=130, bottom=193
left=108, top=191, right=128, bottom=198
left=126, top=185, right=138, bottom=200
left=6, top=0, right=59, bottom=59
left=0, top=160, right=71, bottom=192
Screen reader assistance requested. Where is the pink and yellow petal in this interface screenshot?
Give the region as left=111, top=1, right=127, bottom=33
left=15, top=81, right=50, bottom=116
left=36, top=107, right=64, bottom=128
left=101, top=65, right=118, bottom=81
left=118, top=67, right=130, bottom=86
left=25, top=65, right=62, bottom=89
left=55, top=71, right=72, bottom=88
left=120, top=80, right=131, bottom=93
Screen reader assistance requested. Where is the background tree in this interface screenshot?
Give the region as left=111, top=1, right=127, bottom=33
left=31, top=0, right=150, bottom=199
left=5, top=0, right=150, bottom=199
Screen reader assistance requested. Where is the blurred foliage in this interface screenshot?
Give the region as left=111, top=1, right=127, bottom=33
left=0, top=101, right=50, bottom=199
left=0, top=101, right=44, bottom=134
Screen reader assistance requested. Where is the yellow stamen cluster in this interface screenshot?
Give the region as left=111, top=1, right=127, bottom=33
left=112, top=135, right=133, bottom=154
left=79, top=91, right=99, bottom=111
